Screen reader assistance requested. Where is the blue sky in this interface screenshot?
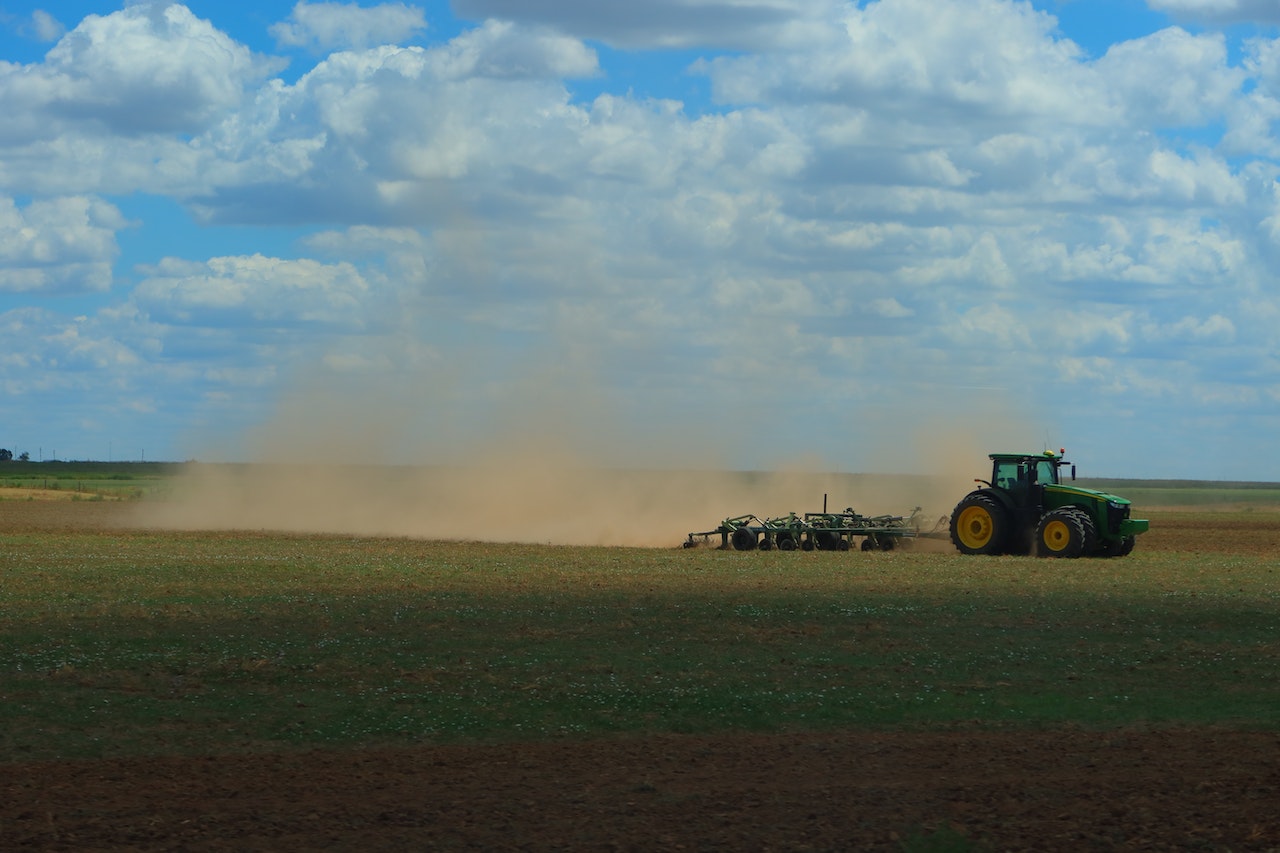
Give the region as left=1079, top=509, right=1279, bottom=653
left=2, top=0, right=1280, bottom=479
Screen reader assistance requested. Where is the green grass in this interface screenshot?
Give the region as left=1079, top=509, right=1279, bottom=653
left=2, top=525, right=1278, bottom=761
left=1079, top=477, right=1280, bottom=508
left=0, top=461, right=181, bottom=499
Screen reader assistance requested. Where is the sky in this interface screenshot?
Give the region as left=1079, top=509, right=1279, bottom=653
left=2, top=0, right=1280, bottom=481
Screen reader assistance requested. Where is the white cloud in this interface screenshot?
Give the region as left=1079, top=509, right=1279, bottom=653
left=947, top=303, right=1032, bottom=350
left=0, top=195, right=123, bottom=293
left=451, top=0, right=842, bottom=50
left=270, top=1, right=427, bottom=51
left=870, top=297, right=912, bottom=318
left=1095, top=28, right=1243, bottom=127
left=700, top=0, right=1094, bottom=119
left=433, top=19, right=598, bottom=80
left=133, top=255, right=372, bottom=327
left=6, top=1, right=1280, bottom=475
left=1143, top=313, right=1237, bottom=344
left=38, top=4, right=270, bottom=135
left=1049, top=312, right=1133, bottom=351
left=1147, top=0, right=1280, bottom=25
left=0, top=306, right=149, bottom=392
left=26, top=9, right=65, bottom=41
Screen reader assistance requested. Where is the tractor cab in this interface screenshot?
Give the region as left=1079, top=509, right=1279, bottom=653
left=989, top=451, right=1072, bottom=498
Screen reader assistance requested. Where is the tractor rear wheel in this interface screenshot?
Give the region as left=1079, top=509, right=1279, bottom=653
left=949, top=493, right=1011, bottom=555
left=1036, top=508, right=1091, bottom=558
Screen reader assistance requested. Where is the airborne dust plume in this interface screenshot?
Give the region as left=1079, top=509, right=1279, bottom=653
left=141, top=356, right=1040, bottom=545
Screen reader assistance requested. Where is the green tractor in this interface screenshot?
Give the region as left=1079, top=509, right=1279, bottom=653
left=950, top=450, right=1148, bottom=558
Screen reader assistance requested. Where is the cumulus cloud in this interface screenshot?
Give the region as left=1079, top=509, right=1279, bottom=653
left=1095, top=28, right=1243, bottom=127
left=433, top=19, right=598, bottom=79
left=184, top=27, right=601, bottom=223
left=5, top=1, right=1280, bottom=476
left=699, top=0, right=1092, bottom=118
left=270, top=1, right=427, bottom=51
left=1148, top=0, right=1280, bottom=25
left=0, top=195, right=123, bottom=293
left=23, top=9, right=66, bottom=41
left=133, top=254, right=373, bottom=328
left=0, top=3, right=273, bottom=141
left=452, top=0, right=842, bottom=49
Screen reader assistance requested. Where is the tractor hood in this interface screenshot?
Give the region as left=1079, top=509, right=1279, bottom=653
left=1045, top=484, right=1131, bottom=506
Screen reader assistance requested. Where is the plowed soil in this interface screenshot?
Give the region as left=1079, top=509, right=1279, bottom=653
left=4, top=501, right=1279, bottom=851
left=4, top=729, right=1280, bottom=851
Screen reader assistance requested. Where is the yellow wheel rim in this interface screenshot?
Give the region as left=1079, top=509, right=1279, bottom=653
left=1041, top=519, right=1071, bottom=552
left=956, top=505, right=994, bottom=549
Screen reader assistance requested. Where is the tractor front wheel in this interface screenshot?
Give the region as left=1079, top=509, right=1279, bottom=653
left=1100, top=535, right=1136, bottom=557
left=1036, top=508, right=1092, bottom=558
left=949, top=493, right=1011, bottom=555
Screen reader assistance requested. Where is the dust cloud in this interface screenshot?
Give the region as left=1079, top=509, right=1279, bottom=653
left=144, top=331, right=1047, bottom=546
left=143, top=459, right=932, bottom=546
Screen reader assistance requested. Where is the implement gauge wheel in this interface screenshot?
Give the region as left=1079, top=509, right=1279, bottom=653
left=730, top=527, right=757, bottom=551
left=815, top=531, right=841, bottom=551
left=949, top=492, right=1011, bottom=556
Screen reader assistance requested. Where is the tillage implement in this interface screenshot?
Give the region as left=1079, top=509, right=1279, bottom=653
left=683, top=503, right=942, bottom=551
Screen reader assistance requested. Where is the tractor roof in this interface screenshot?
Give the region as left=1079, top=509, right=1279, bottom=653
left=989, top=450, right=1065, bottom=461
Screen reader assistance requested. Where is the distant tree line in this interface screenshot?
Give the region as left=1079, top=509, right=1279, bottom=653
left=0, top=449, right=31, bottom=461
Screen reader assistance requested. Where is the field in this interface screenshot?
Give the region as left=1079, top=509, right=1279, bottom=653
left=2, top=469, right=1279, bottom=850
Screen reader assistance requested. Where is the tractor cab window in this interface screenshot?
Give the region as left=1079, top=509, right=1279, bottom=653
left=1036, top=459, right=1059, bottom=485
left=993, top=460, right=1027, bottom=490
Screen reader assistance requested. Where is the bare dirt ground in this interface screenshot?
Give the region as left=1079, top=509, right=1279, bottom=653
left=0, top=729, right=1276, bottom=851
left=4, top=502, right=1280, bottom=851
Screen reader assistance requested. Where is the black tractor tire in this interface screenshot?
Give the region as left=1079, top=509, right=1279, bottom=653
left=730, top=527, right=757, bottom=551
left=801, top=537, right=815, bottom=551
left=1100, top=535, right=1136, bottom=557
left=1064, top=507, right=1099, bottom=554
left=949, top=492, right=1012, bottom=555
left=815, top=531, right=841, bottom=551
left=1036, top=508, right=1090, bottom=558
left=861, top=538, right=875, bottom=552
left=777, top=535, right=797, bottom=551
